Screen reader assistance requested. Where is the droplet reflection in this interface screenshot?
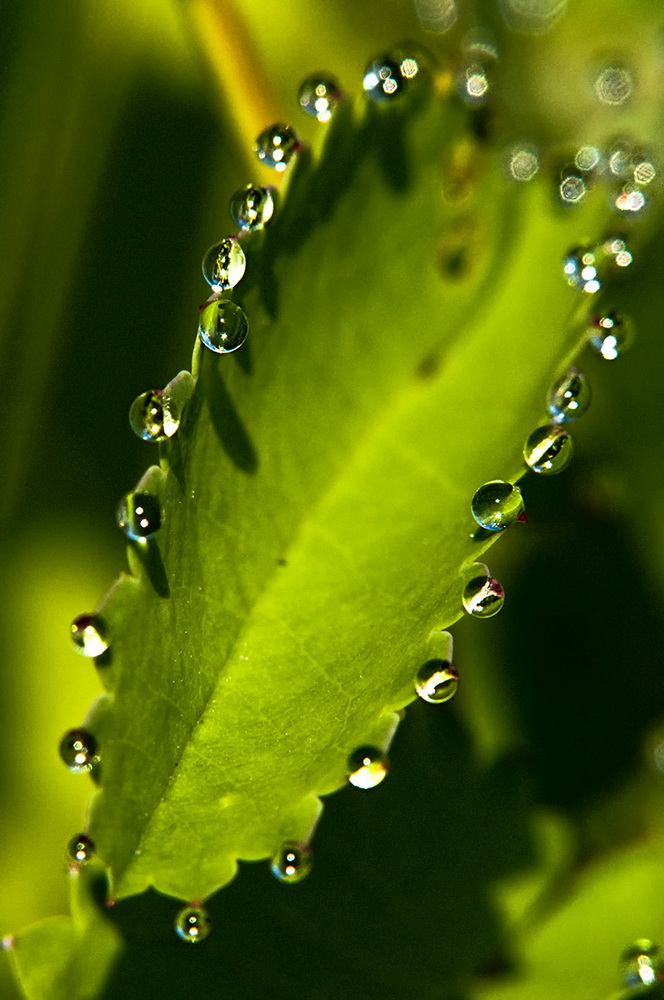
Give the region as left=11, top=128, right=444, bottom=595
left=271, top=842, right=312, bottom=883
left=347, top=746, right=389, bottom=788
left=174, top=906, right=211, bottom=944
left=71, top=614, right=109, bottom=657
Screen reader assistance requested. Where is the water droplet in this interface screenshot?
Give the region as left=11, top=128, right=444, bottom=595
left=562, top=246, right=601, bottom=293
left=129, top=371, right=193, bottom=443
left=595, top=64, right=633, bottom=106
left=67, top=833, right=95, bottom=864
left=347, top=746, right=389, bottom=789
left=523, top=425, right=573, bottom=474
left=559, top=172, right=587, bottom=204
left=363, top=47, right=425, bottom=103
left=70, top=613, right=109, bottom=657
left=198, top=299, right=248, bottom=354
left=588, top=311, right=634, bottom=360
left=201, top=237, right=246, bottom=292
left=547, top=367, right=591, bottom=423
left=271, top=842, right=313, bottom=883
left=621, top=940, right=663, bottom=987
left=508, top=145, right=540, bottom=182
left=59, top=728, right=98, bottom=773
left=462, top=575, right=505, bottom=618
left=415, top=659, right=459, bottom=703
left=116, top=491, right=162, bottom=540
left=574, top=144, right=601, bottom=172
left=254, top=123, right=299, bottom=172
left=129, top=390, right=179, bottom=442
left=298, top=75, right=342, bottom=122
left=229, top=184, right=275, bottom=231
left=174, top=906, right=211, bottom=944
left=471, top=480, right=524, bottom=532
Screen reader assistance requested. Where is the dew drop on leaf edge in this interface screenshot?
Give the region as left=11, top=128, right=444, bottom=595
left=415, top=659, right=459, bottom=703
left=59, top=728, right=98, bottom=773
left=588, top=311, right=634, bottom=360
left=70, top=613, right=109, bottom=657
left=174, top=906, right=211, bottom=944
left=201, top=237, right=246, bottom=292
left=547, top=367, right=591, bottom=423
left=471, top=480, right=524, bottom=531
left=347, top=746, right=389, bottom=789
left=198, top=299, right=249, bottom=354
left=523, top=425, right=573, bottom=474
left=129, top=389, right=182, bottom=442
left=67, top=833, right=95, bottom=864
left=229, top=184, right=275, bottom=231
left=116, top=491, right=162, bottom=541
left=254, top=123, right=299, bottom=171
left=462, top=575, right=505, bottom=618
left=271, top=842, right=313, bottom=884
left=620, top=939, right=663, bottom=987
left=298, top=74, right=342, bottom=122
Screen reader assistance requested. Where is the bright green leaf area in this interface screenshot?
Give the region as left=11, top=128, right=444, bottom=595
left=478, top=838, right=664, bottom=1000
left=7, top=869, right=121, bottom=1000
left=78, top=76, right=624, bottom=903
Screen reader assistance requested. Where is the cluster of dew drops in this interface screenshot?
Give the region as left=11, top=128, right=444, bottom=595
left=50, top=40, right=658, bottom=949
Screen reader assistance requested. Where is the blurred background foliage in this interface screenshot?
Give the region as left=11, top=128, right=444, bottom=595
left=1, top=0, right=664, bottom=997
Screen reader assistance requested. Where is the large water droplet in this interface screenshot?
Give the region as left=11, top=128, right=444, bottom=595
left=563, top=246, right=600, bottom=293
left=547, top=367, right=591, bottom=423
left=201, top=237, right=246, bottom=292
left=229, top=184, right=275, bottom=231
left=462, top=575, right=504, bottom=618
left=621, top=940, right=663, bottom=987
left=254, top=124, right=299, bottom=171
left=174, top=906, right=211, bottom=944
left=70, top=613, right=109, bottom=657
left=523, top=425, right=572, bottom=474
left=588, top=311, right=634, bottom=360
left=471, top=480, right=524, bottom=531
left=116, top=491, right=162, bottom=540
left=68, top=833, right=95, bottom=864
left=271, top=842, right=313, bottom=883
left=347, top=746, right=389, bottom=789
left=198, top=299, right=248, bottom=354
left=415, top=659, right=459, bottom=703
left=298, top=75, right=342, bottom=122
left=59, top=728, right=98, bottom=773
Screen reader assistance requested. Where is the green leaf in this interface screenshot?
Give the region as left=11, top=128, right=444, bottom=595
left=76, top=69, right=629, bottom=904
left=477, top=839, right=664, bottom=1000
left=6, top=869, right=121, bottom=1000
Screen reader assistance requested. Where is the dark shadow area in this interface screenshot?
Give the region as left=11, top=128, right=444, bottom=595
left=102, top=703, right=535, bottom=999
left=495, top=469, right=664, bottom=812
left=201, top=359, right=258, bottom=474
left=132, top=539, right=170, bottom=599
